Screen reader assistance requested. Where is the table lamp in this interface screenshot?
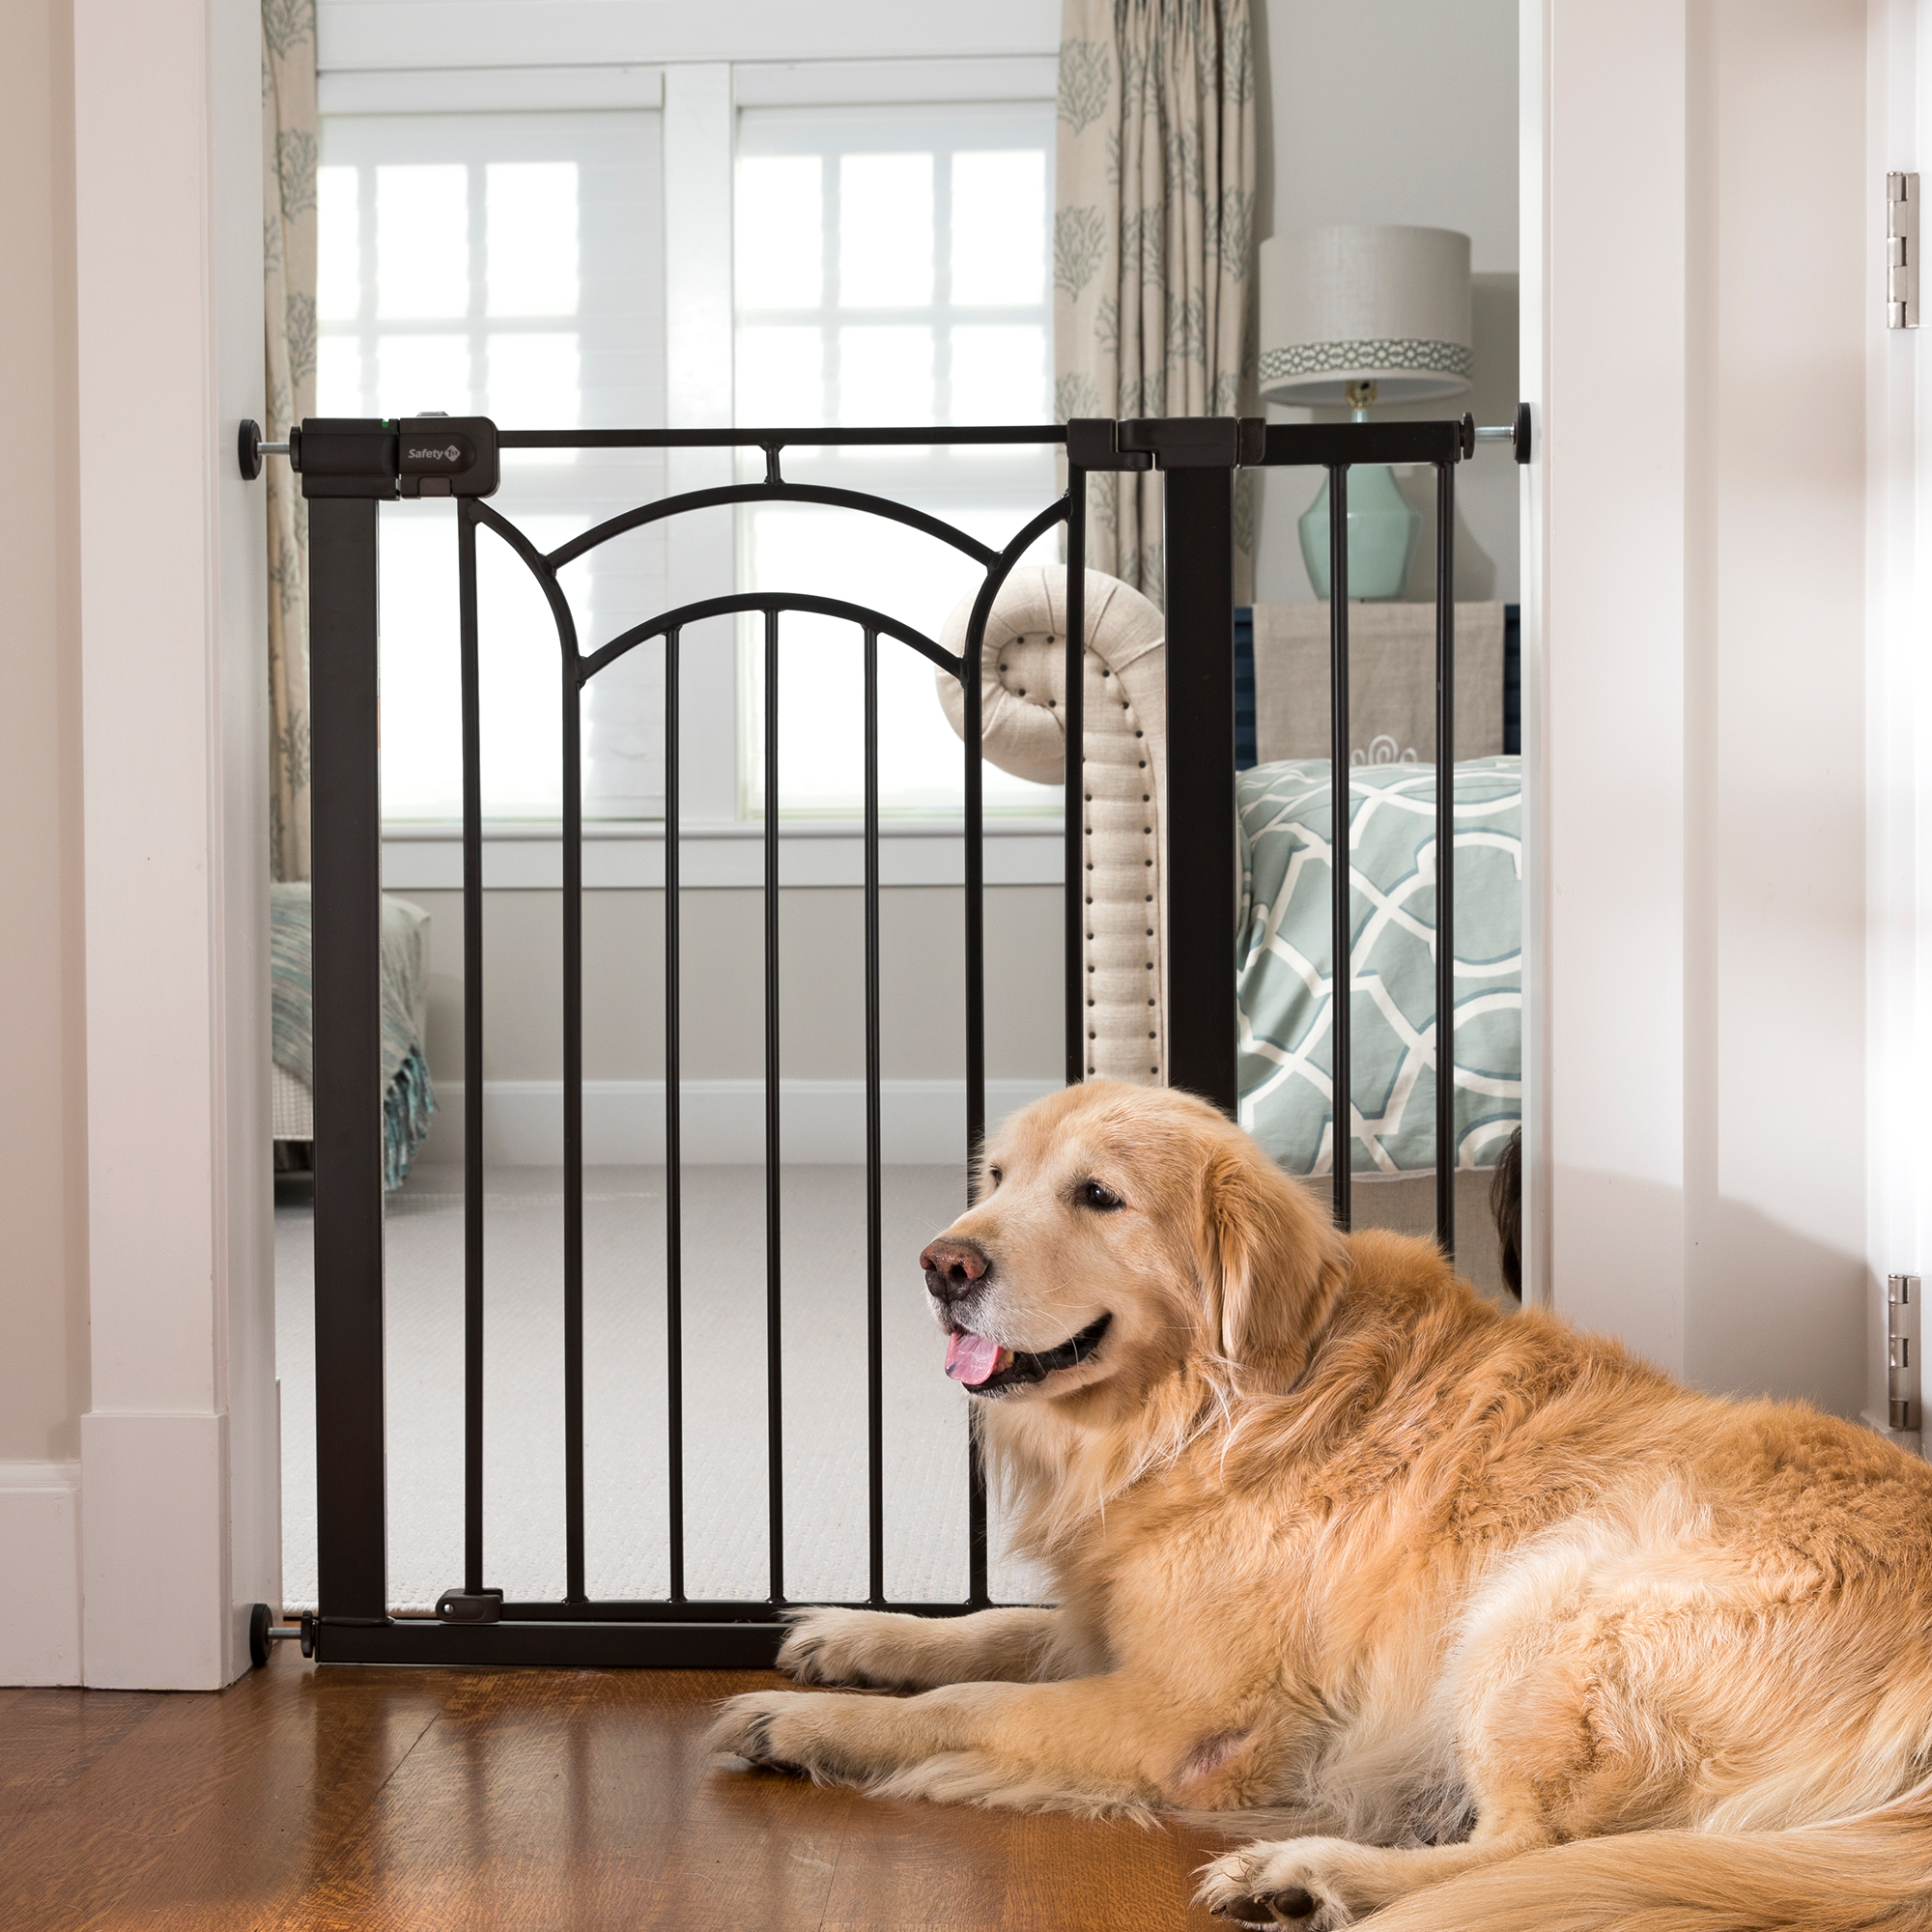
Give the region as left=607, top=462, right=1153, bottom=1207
left=1258, top=225, right=1473, bottom=599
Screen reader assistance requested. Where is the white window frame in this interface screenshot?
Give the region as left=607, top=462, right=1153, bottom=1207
left=318, top=43, right=1065, bottom=890
left=732, top=96, right=1061, bottom=824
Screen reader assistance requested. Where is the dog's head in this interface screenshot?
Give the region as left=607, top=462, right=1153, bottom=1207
left=918, top=1081, right=1348, bottom=1409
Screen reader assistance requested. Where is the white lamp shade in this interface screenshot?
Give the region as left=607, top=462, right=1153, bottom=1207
left=1259, top=225, right=1473, bottom=406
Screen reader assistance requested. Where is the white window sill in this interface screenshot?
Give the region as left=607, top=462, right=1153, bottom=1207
left=379, top=818, right=1065, bottom=890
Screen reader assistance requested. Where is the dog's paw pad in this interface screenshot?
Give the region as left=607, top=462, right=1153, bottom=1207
left=1208, top=1889, right=1319, bottom=1927
left=1200, top=1845, right=1353, bottom=1930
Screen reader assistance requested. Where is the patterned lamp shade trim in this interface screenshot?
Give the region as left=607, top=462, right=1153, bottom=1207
left=1260, top=337, right=1473, bottom=388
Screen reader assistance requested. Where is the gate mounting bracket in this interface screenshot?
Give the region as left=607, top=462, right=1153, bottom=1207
left=267, top=414, right=503, bottom=499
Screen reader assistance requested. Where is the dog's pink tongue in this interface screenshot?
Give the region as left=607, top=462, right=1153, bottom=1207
left=946, top=1330, right=1005, bottom=1385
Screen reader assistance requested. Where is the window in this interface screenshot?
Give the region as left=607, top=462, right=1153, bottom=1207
left=319, top=110, right=667, bottom=822
left=735, top=103, right=1061, bottom=818
left=317, top=89, right=1060, bottom=830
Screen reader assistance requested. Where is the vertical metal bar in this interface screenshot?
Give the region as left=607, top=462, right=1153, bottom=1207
left=308, top=495, right=388, bottom=1626
left=864, top=629, right=884, bottom=1609
left=1329, top=466, right=1352, bottom=1232
left=1161, top=466, right=1239, bottom=1110
left=1435, top=462, right=1457, bottom=1259
left=764, top=609, right=785, bottom=1605
left=965, top=580, right=989, bottom=1609
left=665, top=627, right=685, bottom=1605
left=1064, top=471, right=1088, bottom=1086
left=458, top=502, right=485, bottom=1598
left=563, top=639, right=585, bottom=1604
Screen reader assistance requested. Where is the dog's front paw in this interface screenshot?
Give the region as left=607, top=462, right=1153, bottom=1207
left=708, top=1690, right=811, bottom=1775
left=707, top=1690, right=875, bottom=1786
left=778, top=1606, right=903, bottom=1687
left=1197, top=1839, right=1351, bottom=1930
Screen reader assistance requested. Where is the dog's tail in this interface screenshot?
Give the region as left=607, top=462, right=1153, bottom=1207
left=1364, top=1783, right=1932, bottom=1932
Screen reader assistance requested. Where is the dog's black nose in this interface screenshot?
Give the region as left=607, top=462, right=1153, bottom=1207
left=921, top=1236, right=989, bottom=1306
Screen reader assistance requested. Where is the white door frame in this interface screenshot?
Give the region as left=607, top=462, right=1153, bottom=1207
left=71, top=0, right=277, bottom=1688
left=1862, top=0, right=1932, bottom=1441
left=1522, top=0, right=1875, bottom=1419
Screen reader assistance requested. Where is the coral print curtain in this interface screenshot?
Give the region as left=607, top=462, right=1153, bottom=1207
left=263, top=0, right=316, bottom=881
left=1055, top=0, right=1258, bottom=602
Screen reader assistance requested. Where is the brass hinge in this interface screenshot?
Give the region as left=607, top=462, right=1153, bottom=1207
left=1889, top=1273, right=1920, bottom=1429
left=1889, top=173, right=1919, bottom=328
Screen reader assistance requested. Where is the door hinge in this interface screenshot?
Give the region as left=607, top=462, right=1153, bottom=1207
left=1889, top=1273, right=1920, bottom=1429
left=1889, top=173, right=1919, bottom=328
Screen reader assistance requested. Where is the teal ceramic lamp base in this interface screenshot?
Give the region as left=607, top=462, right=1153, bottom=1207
left=1298, top=464, right=1420, bottom=600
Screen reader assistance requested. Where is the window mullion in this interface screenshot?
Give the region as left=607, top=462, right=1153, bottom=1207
left=822, top=145, right=839, bottom=427
left=934, top=143, right=952, bottom=425
left=469, top=157, right=486, bottom=412
left=664, top=64, right=740, bottom=826
left=358, top=159, right=377, bottom=412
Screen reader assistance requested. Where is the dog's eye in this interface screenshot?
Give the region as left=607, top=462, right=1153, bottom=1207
left=1078, top=1179, right=1123, bottom=1212
left=987, top=1166, right=1003, bottom=1189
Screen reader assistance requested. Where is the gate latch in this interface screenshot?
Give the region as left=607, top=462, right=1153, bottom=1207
left=1065, top=416, right=1268, bottom=471
left=397, top=414, right=501, bottom=498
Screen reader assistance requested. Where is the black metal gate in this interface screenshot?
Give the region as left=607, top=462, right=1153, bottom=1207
left=250, top=407, right=1507, bottom=1666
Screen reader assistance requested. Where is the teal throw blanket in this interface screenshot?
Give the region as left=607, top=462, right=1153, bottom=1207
left=1237, top=755, right=1521, bottom=1175
left=270, top=882, right=436, bottom=1189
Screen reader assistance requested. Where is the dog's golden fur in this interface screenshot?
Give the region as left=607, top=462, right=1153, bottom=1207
left=710, top=1081, right=1932, bottom=1930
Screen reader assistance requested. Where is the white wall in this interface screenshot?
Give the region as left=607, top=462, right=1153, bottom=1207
left=316, top=0, right=1061, bottom=69
left=1253, top=0, right=1522, bottom=605
left=400, top=887, right=1062, bottom=1088
left=0, top=0, right=87, bottom=1688
left=384, top=884, right=1063, bottom=1170
left=1526, top=0, right=1870, bottom=1416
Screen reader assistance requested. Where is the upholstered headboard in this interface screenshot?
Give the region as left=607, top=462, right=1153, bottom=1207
left=941, top=577, right=1522, bottom=1089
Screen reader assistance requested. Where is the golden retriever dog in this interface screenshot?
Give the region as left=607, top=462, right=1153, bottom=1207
left=710, top=1081, right=1932, bottom=1931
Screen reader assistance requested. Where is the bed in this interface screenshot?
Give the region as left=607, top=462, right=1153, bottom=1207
left=270, top=882, right=437, bottom=1189
left=940, top=569, right=1521, bottom=1294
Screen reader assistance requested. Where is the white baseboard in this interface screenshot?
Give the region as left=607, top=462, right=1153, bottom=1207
left=0, top=1463, right=81, bottom=1686
left=417, top=1078, right=1061, bottom=1168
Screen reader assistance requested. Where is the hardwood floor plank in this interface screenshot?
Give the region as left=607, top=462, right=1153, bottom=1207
left=0, top=1687, right=170, bottom=1812
left=0, top=1659, right=1254, bottom=1932
left=272, top=1668, right=857, bottom=1932
left=0, top=1654, right=452, bottom=1931
left=814, top=1788, right=1226, bottom=1932
left=996, top=1812, right=1230, bottom=1932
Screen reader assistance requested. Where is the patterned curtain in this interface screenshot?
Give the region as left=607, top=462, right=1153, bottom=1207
left=263, top=0, right=316, bottom=881
left=1054, top=0, right=1258, bottom=603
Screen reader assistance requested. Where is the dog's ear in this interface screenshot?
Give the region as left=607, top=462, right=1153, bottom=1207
left=1197, top=1139, right=1346, bottom=1387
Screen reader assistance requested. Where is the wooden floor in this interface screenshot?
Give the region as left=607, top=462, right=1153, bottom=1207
left=0, top=1654, right=1233, bottom=1930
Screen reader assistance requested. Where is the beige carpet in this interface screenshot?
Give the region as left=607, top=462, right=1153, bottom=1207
left=276, top=1164, right=1051, bottom=1613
